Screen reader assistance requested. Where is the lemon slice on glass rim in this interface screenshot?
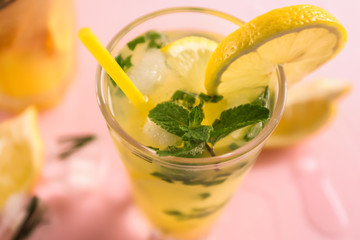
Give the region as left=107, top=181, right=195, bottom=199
left=0, top=106, right=43, bottom=209
left=204, top=4, right=347, bottom=96
left=202, top=4, right=348, bottom=147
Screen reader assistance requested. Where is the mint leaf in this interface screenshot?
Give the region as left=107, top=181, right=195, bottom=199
left=199, top=93, right=223, bottom=103
left=146, top=31, right=162, bottom=40
left=164, top=201, right=227, bottom=220
left=146, top=31, right=164, bottom=49
left=209, top=104, right=270, bottom=145
left=164, top=210, right=183, bottom=216
left=171, top=90, right=196, bottom=109
left=148, top=39, right=162, bottom=49
left=189, top=104, right=204, bottom=128
left=251, top=86, right=269, bottom=107
left=115, top=54, right=132, bottom=71
left=228, top=142, right=240, bottom=151
left=244, top=87, right=270, bottom=141
left=148, top=102, right=189, bottom=137
left=127, top=36, right=146, bottom=50
left=110, top=54, right=133, bottom=89
left=182, top=126, right=212, bottom=142
left=157, top=141, right=205, bottom=158
left=244, top=122, right=263, bottom=141
left=151, top=172, right=173, bottom=183
left=58, top=134, right=96, bottom=160
left=199, top=192, right=211, bottom=200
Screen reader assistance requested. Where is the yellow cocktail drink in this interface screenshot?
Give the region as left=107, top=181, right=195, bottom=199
left=94, top=5, right=345, bottom=240
left=96, top=8, right=286, bottom=240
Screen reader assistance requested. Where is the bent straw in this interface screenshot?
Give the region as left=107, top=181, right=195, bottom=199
left=78, top=27, right=146, bottom=107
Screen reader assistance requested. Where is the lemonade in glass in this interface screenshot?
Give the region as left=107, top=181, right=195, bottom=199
left=96, top=8, right=286, bottom=239
left=93, top=5, right=346, bottom=240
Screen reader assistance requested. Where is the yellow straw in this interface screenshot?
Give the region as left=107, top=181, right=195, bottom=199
left=78, top=27, right=146, bottom=107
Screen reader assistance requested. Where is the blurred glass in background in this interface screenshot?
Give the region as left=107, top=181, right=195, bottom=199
left=0, top=0, right=75, bottom=112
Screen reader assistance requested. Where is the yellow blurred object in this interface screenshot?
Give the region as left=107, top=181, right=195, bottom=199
left=0, top=106, right=43, bottom=209
left=0, top=0, right=75, bottom=112
left=204, top=5, right=347, bottom=96
left=265, top=78, right=352, bottom=148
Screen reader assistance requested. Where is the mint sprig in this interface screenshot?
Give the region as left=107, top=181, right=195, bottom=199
left=171, top=90, right=197, bottom=109
left=148, top=102, right=190, bottom=137
left=199, top=93, right=223, bottom=103
left=127, top=36, right=146, bottom=50
left=148, top=90, right=270, bottom=157
left=209, top=104, right=269, bottom=145
left=157, top=141, right=205, bottom=158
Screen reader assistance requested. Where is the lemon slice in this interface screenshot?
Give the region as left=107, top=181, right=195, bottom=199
left=265, top=78, right=352, bottom=148
left=0, top=107, right=43, bottom=209
left=205, top=5, right=347, bottom=95
left=161, top=36, right=218, bottom=91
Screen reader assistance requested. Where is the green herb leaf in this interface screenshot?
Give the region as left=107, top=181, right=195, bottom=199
left=244, top=122, right=263, bottom=141
left=147, top=146, right=160, bottom=151
left=146, top=31, right=162, bottom=40
left=115, top=54, right=132, bottom=71
left=189, top=104, right=204, bottom=128
left=209, top=104, right=270, bottom=145
left=244, top=87, right=270, bottom=141
left=182, top=126, right=212, bottom=142
left=251, top=86, right=269, bottom=107
left=151, top=172, right=173, bottom=183
left=164, top=200, right=227, bottom=220
left=110, top=54, right=133, bottom=90
left=171, top=90, right=196, bottom=109
left=127, top=36, right=146, bottom=50
left=157, top=141, right=205, bottom=158
left=149, top=102, right=189, bottom=137
left=58, top=134, right=96, bottom=159
left=12, top=196, right=44, bottom=240
left=199, top=192, right=211, bottom=200
left=148, top=39, right=162, bottom=49
left=228, top=142, right=240, bottom=151
left=146, top=31, right=164, bottom=49
left=199, top=93, right=223, bottom=103
left=164, top=210, right=183, bottom=216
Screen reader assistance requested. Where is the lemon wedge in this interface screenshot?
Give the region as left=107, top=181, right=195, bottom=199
left=205, top=5, right=347, bottom=96
left=265, top=78, right=352, bottom=148
left=161, top=36, right=218, bottom=91
left=0, top=107, right=43, bottom=209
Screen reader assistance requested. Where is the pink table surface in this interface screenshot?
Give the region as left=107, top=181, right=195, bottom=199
left=2, top=0, right=360, bottom=239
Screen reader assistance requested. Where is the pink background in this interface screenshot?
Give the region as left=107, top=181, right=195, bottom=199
left=1, top=0, right=360, bottom=239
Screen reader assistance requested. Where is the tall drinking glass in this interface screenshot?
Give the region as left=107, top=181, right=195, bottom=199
left=96, top=7, right=286, bottom=240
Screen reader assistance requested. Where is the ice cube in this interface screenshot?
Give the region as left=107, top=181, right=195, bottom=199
left=143, top=118, right=180, bottom=148
left=128, top=49, right=167, bottom=95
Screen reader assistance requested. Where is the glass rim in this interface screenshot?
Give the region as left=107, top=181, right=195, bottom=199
left=96, top=7, right=287, bottom=169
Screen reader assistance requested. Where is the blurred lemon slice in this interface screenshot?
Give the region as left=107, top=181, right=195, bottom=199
left=205, top=5, right=347, bottom=96
left=0, top=107, right=43, bottom=209
left=161, top=36, right=218, bottom=91
left=265, top=78, right=352, bottom=148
